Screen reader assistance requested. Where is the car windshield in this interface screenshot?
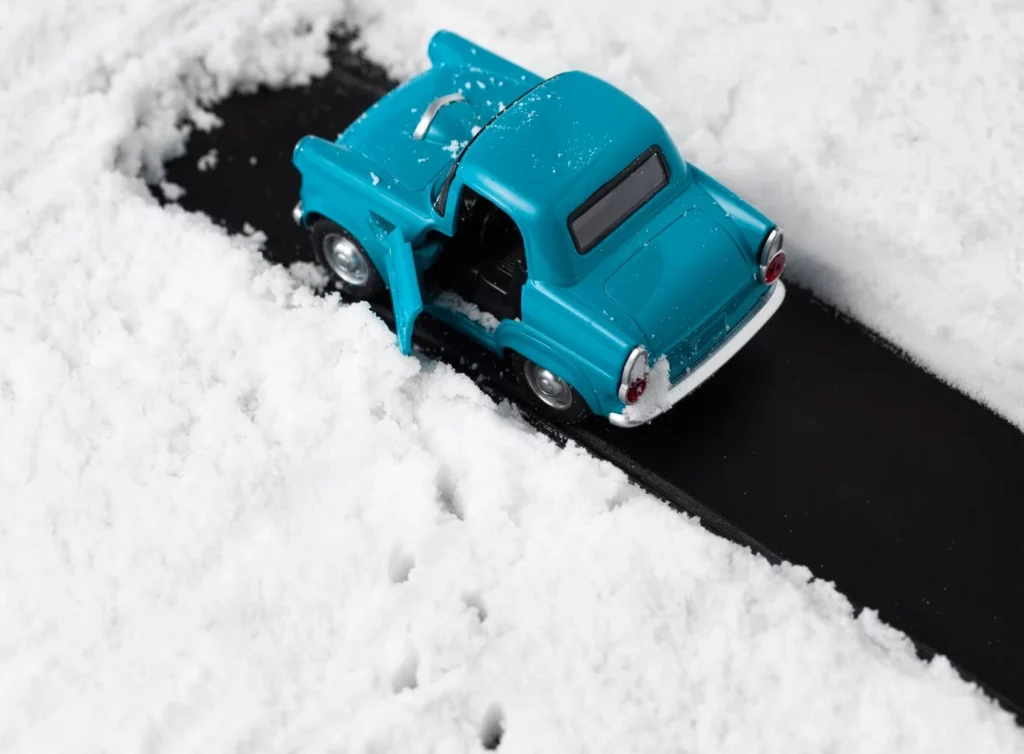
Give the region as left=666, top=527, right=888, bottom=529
left=431, top=79, right=547, bottom=216
left=568, top=147, right=669, bottom=254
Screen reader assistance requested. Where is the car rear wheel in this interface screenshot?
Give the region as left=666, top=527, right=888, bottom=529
left=310, top=220, right=384, bottom=299
left=516, top=356, right=590, bottom=424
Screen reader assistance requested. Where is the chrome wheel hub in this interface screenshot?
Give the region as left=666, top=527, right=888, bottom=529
left=323, top=233, right=369, bottom=286
left=524, top=362, right=573, bottom=411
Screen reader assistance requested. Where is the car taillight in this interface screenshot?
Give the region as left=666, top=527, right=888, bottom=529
left=625, top=375, right=647, bottom=404
left=759, top=228, right=786, bottom=285
left=763, top=251, right=786, bottom=284
left=619, top=346, right=649, bottom=405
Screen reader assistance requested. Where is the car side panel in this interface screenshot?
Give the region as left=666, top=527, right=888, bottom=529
left=497, top=282, right=636, bottom=416
left=495, top=324, right=606, bottom=415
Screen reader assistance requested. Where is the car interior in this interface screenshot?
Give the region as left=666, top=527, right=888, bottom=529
left=425, top=189, right=527, bottom=322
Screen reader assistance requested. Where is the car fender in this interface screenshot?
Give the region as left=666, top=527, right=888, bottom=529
left=301, top=191, right=392, bottom=285
left=294, top=136, right=434, bottom=284
left=689, top=165, right=773, bottom=259
left=497, top=327, right=612, bottom=416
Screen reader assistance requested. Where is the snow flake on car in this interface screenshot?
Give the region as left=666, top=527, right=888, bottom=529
left=291, top=31, right=787, bottom=427
left=434, top=290, right=502, bottom=331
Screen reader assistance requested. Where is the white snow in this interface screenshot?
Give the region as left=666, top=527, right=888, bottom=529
left=359, top=2, right=1024, bottom=431
left=435, top=289, right=503, bottom=331
left=620, top=356, right=673, bottom=424
left=288, top=260, right=330, bottom=289
left=158, top=180, right=185, bottom=201
left=370, top=170, right=380, bottom=186
left=1, top=1, right=1023, bottom=753
left=196, top=147, right=219, bottom=171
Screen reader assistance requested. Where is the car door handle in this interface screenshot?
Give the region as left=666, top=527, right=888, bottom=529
left=413, top=93, right=466, bottom=140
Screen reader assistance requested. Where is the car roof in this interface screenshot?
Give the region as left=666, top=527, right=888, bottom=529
left=459, top=71, right=671, bottom=222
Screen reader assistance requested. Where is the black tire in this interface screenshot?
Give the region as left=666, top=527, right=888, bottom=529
left=514, top=355, right=591, bottom=424
left=310, top=219, right=384, bottom=299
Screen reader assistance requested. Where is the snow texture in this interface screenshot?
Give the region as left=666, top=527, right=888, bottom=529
left=620, top=356, right=673, bottom=424
left=159, top=180, right=186, bottom=201
left=196, top=147, right=219, bottom=171
left=1, top=1, right=1023, bottom=753
left=288, top=260, right=331, bottom=290
left=435, top=289, right=503, bottom=331
left=358, top=1, right=1024, bottom=431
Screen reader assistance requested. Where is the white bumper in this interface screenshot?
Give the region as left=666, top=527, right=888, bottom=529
left=608, top=281, right=786, bottom=428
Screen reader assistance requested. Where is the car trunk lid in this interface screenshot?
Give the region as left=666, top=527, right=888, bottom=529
left=603, top=209, right=757, bottom=356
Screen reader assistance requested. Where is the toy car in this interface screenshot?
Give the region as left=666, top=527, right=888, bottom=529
left=291, top=31, right=786, bottom=426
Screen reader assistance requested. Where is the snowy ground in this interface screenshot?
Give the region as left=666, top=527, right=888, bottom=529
left=1, top=1, right=1023, bottom=752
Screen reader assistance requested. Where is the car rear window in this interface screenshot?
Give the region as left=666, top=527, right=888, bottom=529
left=569, top=147, right=669, bottom=254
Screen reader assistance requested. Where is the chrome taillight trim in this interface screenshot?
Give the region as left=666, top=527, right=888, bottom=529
left=618, top=346, right=649, bottom=403
left=759, top=227, right=784, bottom=282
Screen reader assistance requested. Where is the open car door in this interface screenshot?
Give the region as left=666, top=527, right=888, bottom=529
left=384, top=228, right=424, bottom=355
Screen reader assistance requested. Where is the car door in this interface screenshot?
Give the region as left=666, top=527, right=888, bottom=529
left=384, top=228, right=424, bottom=355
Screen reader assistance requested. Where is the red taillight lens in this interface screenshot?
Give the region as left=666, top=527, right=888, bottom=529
left=763, top=251, right=786, bottom=284
left=619, top=346, right=650, bottom=404
left=625, top=376, right=647, bottom=404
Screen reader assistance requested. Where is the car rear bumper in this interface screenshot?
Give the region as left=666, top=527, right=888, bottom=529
left=608, top=281, right=786, bottom=428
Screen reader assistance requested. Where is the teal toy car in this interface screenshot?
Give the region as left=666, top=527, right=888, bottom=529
left=291, top=31, right=787, bottom=426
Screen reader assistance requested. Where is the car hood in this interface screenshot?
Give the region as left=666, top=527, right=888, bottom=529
left=603, top=208, right=758, bottom=353
left=338, top=35, right=542, bottom=192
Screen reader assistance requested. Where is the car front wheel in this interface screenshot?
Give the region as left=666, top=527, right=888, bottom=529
left=517, top=356, right=590, bottom=424
left=310, top=219, right=384, bottom=299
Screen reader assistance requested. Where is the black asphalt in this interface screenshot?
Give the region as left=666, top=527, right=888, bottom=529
left=162, top=32, right=1024, bottom=713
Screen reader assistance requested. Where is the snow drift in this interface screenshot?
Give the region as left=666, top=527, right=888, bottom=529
left=1, top=1, right=1022, bottom=752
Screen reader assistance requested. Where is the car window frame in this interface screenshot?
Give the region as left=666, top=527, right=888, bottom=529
left=567, top=145, right=670, bottom=255
left=432, top=79, right=549, bottom=217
